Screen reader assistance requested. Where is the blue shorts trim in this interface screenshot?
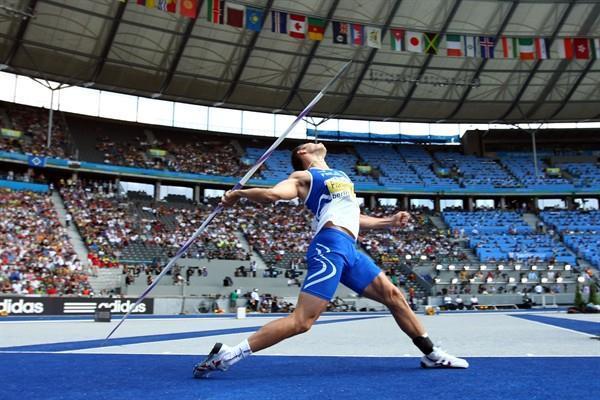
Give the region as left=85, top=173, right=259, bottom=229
left=301, top=228, right=381, bottom=301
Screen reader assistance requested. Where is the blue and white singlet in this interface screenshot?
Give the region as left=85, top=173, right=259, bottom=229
left=304, top=168, right=360, bottom=239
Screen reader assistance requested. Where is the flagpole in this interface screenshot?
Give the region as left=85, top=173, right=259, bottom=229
left=104, top=60, right=352, bottom=342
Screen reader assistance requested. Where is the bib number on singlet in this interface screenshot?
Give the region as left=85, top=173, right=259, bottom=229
left=325, top=179, right=355, bottom=200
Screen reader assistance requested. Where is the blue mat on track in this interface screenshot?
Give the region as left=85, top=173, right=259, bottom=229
left=1, top=353, right=597, bottom=400
left=512, top=314, right=600, bottom=335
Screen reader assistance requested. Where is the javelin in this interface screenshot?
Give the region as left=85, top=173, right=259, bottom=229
left=104, top=60, right=352, bottom=341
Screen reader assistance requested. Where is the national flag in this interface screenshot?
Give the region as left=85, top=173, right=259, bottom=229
left=271, top=11, right=287, bottom=34
left=534, top=38, right=549, bottom=60
left=518, top=38, right=535, bottom=60
left=351, top=24, right=364, bottom=46
left=499, top=37, right=517, bottom=58
left=307, top=17, right=325, bottom=41
left=574, top=38, right=590, bottom=59
left=479, top=36, right=495, bottom=59
left=288, top=14, right=306, bottom=39
left=390, top=28, right=404, bottom=51
left=206, top=0, right=223, bottom=23
left=225, top=3, right=245, bottom=28
left=424, top=32, right=440, bottom=54
left=332, top=21, right=348, bottom=44
left=592, top=38, right=600, bottom=59
left=446, top=34, right=462, bottom=57
left=366, top=27, right=381, bottom=49
left=156, top=0, right=176, bottom=12
left=137, top=0, right=155, bottom=7
left=405, top=31, right=423, bottom=53
left=554, top=38, right=574, bottom=59
left=180, top=0, right=198, bottom=18
left=245, top=7, right=263, bottom=32
left=463, top=36, right=477, bottom=57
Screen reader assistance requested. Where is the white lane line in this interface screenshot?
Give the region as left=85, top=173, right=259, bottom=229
left=513, top=317, right=596, bottom=337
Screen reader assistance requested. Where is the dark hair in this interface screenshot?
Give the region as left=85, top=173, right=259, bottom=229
left=291, top=144, right=305, bottom=171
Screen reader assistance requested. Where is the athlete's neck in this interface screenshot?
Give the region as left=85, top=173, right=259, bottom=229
left=308, top=159, right=329, bottom=169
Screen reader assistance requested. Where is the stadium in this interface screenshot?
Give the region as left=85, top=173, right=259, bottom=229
left=0, top=0, right=599, bottom=399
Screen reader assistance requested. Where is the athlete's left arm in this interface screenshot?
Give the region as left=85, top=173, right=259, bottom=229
left=359, top=211, right=411, bottom=230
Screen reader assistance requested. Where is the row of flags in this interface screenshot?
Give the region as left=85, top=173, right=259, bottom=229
left=132, top=1, right=600, bottom=61
left=132, top=0, right=198, bottom=18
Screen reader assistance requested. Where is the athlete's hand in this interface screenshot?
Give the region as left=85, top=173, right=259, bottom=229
left=221, top=190, right=241, bottom=208
left=390, top=211, right=411, bottom=228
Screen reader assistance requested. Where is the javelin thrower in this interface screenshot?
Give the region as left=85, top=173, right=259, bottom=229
left=193, top=142, right=469, bottom=378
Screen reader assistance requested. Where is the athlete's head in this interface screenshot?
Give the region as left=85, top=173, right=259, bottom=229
left=291, top=142, right=327, bottom=171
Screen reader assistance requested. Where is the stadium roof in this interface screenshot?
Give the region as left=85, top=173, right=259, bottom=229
left=1, top=0, right=600, bottom=123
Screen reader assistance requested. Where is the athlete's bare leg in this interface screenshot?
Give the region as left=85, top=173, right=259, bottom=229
left=361, top=272, right=426, bottom=339
left=248, top=291, right=329, bottom=352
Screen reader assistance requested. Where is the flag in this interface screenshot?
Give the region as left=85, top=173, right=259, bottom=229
left=307, top=17, right=325, bottom=41
left=463, top=36, right=477, bottom=57
left=390, top=28, right=404, bottom=51
left=332, top=21, right=348, bottom=44
left=499, top=37, right=517, bottom=58
left=554, top=38, right=574, bottom=59
left=27, top=155, right=46, bottom=168
left=592, top=38, right=600, bottom=59
left=288, top=14, right=306, bottom=39
left=366, top=27, right=381, bottom=49
left=271, top=11, right=287, bottom=33
left=137, top=0, right=155, bottom=7
left=424, top=32, right=440, bottom=54
left=206, top=0, right=223, bottom=23
left=479, top=36, right=495, bottom=59
left=180, top=0, right=198, bottom=18
left=156, top=0, right=176, bottom=12
left=534, top=38, right=548, bottom=60
left=405, top=31, right=423, bottom=53
left=351, top=24, right=364, bottom=46
left=518, top=38, right=535, bottom=60
left=446, top=34, right=462, bottom=56
left=574, top=38, right=590, bottom=59
left=245, top=7, right=263, bottom=32
left=225, top=3, right=244, bottom=28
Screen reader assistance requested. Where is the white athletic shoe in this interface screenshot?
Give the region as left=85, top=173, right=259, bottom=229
left=193, top=343, right=230, bottom=378
left=420, top=347, right=469, bottom=369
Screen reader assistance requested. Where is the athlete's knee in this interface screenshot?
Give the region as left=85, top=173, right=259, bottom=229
left=383, top=285, right=409, bottom=310
left=292, top=314, right=317, bottom=334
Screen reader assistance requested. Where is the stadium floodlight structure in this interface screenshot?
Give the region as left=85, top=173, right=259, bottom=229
left=104, top=60, right=353, bottom=341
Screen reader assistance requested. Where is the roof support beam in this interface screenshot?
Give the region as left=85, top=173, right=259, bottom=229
left=445, top=0, right=519, bottom=120
left=392, top=0, right=462, bottom=118
left=498, top=0, right=576, bottom=121
left=158, top=0, right=203, bottom=94
left=3, top=0, right=39, bottom=66
left=549, top=59, right=596, bottom=119
left=280, top=0, right=341, bottom=110
left=220, top=0, right=275, bottom=104
left=89, top=0, right=128, bottom=82
left=526, top=2, right=600, bottom=119
left=336, top=0, right=403, bottom=115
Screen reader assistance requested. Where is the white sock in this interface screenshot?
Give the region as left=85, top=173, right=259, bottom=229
left=223, top=339, right=253, bottom=367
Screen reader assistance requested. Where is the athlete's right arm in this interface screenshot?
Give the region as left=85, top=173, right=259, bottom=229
left=221, top=171, right=308, bottom=207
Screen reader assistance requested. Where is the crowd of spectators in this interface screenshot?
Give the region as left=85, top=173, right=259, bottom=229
left=60, top=181, right=249, bottom=266
left=361, top=207, right=467, bottom=267
left=234, top=201, right=312, bottom=268
left=0, top=188, right=91, bottom=295
left=0, top=104, right=68, bottom=158
left=96, top=134, right=245, bottom=177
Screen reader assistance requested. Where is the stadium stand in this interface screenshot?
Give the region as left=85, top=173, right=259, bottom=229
left=0, top=103, right=69, bottom=158
left=0, top=188, right=91, bottom=295
left=539, top=210, right=600, bottom=268
left=354, top=144, right=424, bottom=188
left=433, top=151, right=520, bottom=189
left=498, top=152, right=574, bottom=190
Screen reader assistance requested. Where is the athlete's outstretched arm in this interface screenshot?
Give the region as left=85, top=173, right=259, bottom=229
left=221, top=171, right=305, bottom=206
left=359, top=211, right=411, bottom=230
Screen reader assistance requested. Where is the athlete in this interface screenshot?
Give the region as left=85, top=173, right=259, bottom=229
left=193, top=142, right=468, bottom=378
